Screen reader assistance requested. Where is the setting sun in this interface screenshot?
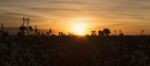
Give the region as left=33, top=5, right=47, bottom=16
left=71, top=22, right=87, bottom=36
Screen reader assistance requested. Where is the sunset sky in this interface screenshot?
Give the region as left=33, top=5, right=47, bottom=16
left=0, top=0, right=150, bottom=35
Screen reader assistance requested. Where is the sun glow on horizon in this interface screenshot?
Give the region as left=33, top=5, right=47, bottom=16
left=71, top=21, right=88, bottom=36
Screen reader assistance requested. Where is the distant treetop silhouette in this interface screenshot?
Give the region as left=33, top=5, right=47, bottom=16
left=91, top=31, right=96, bottom=36
left=17, top=17, right=31, bottom=37
left=0, top=23, right=9, bottom=38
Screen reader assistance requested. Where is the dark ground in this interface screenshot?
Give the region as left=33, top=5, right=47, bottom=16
left=0, top=36, right=150, bottom=66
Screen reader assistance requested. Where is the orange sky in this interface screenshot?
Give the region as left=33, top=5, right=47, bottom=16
left=0, top=0, right=150, bottom=35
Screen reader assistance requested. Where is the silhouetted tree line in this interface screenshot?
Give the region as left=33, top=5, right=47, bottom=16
left=15, top=17, right=114, bottom=37
left=0, top=17, right=147, bottom=38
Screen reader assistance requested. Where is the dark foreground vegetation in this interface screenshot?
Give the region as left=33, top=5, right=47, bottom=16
left=0, top=36, right=150, bottom=66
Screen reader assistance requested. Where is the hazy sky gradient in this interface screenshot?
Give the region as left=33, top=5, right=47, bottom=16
left=0, top=0, right=150, bottom=35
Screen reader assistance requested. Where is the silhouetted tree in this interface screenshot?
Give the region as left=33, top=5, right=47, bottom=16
left=103, top=28, right=111, bottom=36
left=29, top=26, right=33, bottom=31
left=46, top=32, right=50, bottom=36
left=49, top=28, right=52, bottom=36
left=98, top=30, right=104, bottom=36
left=91, top=31, right=96, bottom=36
left=18, top=26, right=26, bottom=37
left=17, top=17, right=32, bottom=36
left=120, top=33, right=124, bottom=36
left=41, top=33, right=45, bottom=36
left=68, top=33, right=74, bottom=36
left=17, top=17, right=27, bottom=37
left=34, top=26, right=39, bottom=35
left=59, top=32, right=65, bottom=36
left=119, top=30, right=124, bottom=36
